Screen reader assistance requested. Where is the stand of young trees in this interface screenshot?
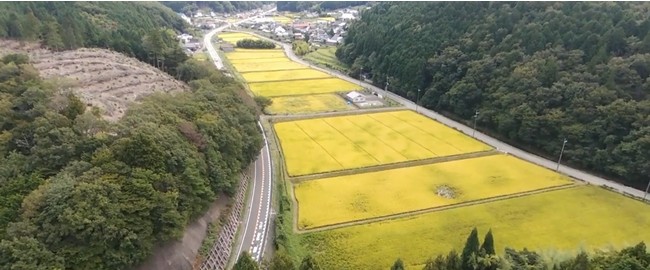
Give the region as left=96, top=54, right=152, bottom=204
left=390, top=228, right=650, bottom=270
left=0, top=2, right=190, bottom=77
left=237, top=39, right=276, bottom=49
left=0, top=53, right=262, bottom=269
left=338, top=2, right=650, bottom=188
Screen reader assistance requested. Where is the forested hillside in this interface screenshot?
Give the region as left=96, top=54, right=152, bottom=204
left=163, top=1, right=270, bottom=14
left=338, top=2, right=650, bottom=188
left=0, top=2, right=189, bottom=76
left=0, top=54, right=262, bottom=269
left=276, top=1, right=367, bottom=12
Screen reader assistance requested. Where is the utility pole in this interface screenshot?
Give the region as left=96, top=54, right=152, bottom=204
left=644, top=179, right=650, bottom=202
left=472, top=110, right=479, bottom=137
left=556, top=138, right=568, bottom=172
left=384, top=77, right=389, bottom=95
left=416, top=88, right=421, bottom=113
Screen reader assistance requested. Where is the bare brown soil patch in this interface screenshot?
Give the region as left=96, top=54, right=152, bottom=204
left=0, top=39, right=189, bottom=121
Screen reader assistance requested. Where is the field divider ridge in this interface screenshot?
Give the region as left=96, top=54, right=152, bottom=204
left=269, top=107, right=407, bottom=123
left=289, top=149, right=500, bottom=182
left=294, top=183, right=581, bottom=233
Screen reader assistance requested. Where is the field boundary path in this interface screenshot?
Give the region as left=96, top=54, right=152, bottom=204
left=295, top=183, right=582, bottom=233
left=289, top=150, right=499, bottom=183
left=235, top=29, right=648, bottom=201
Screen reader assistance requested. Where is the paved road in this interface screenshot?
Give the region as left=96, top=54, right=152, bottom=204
left=234, top=122, right=272, bottom=262
left=243, top=30, right=649, bottom=200
left=202, top=9, right=276, bottom=265
left=203, top=8, right=277, bottom=70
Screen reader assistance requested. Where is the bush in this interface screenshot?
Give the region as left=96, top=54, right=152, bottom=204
left=236, top=39, right=275, bottom=49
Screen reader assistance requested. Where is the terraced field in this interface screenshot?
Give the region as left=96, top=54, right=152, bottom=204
left=232, top=60, right=307, bottom=73
left=274, top=110, right=492, bottom=176
left=304, top=46, right=348, bottom=71
left=242, top=69, right=332, bottom=83
left=294, top=154, right=573, bottom=229
left=267, top=94, right=355, bottom=115
left=248, top=78, right=362, bottom=97
left=226, top=50, right=287, bottom=60
left=301, top=186, right=650, bottom=269
left=218, top=32, right=261, bottom=44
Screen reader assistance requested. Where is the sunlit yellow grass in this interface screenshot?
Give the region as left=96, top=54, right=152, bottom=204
left=294, top=154, right=572, bottom=229
left=218, top=32, right=260, bottom=44
left=230, top=57, right=293, bottom=64
left=249, top=78, right=362, bottom=97
left=225, top=51, right=287, bottom=60
left=272, top=15, right=293, bottom=23
left=232, top=61, right=307, bottom=73
left=274, top=110, right=492, bottom=176
left=267, top=94, right=355, bottom=115
left=241, top=69, right=331, bottom=83
left=303, top=186, right=650, bottom=269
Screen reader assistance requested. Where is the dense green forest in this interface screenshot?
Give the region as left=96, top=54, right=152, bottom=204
left=0, top=2, right=189, bottom=76
left=0, top=53, right=262, bottom=268
left=276, top=1, right=367, bottom=12
left=163, top=1, right=270, bottom=15
left=338, top=2, right=650, bottom=188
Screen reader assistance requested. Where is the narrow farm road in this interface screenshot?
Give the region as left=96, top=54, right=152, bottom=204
left=241, top=30, right=648, bottom=200
left=203, top=9, right=276, bottom=265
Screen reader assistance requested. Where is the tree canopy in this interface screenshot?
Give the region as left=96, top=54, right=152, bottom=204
left=338, top=2, right=650, bottom=188
left=0, top=52, right=262, bottom=269
left=0, top=2, right=189, bottom=76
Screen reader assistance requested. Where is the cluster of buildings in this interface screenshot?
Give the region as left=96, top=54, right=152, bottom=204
left=239, top=9, right=360, bottom=46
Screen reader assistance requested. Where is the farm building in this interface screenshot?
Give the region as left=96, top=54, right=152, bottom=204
left=220, top=42, right=234, bottom=52
left=345, top=91, right=366, bottom=103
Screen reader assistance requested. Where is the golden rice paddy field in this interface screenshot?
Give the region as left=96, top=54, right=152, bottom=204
left=267, top=94, right=355, bottom=115
left=301, top=186, right=650, bottom=269
left=218, top=32, right=260, bottom=44
left=272, top=15, right=294, bottom=23
left=274, top=110, right=492, bottom=176
left=232, top=60, right=307, bottom=73
left=230, top=57, right=293, bottom=64
left=248, top=78, right=362, bottom=97
left=241, top=69, right=332, bottom=83
left=225, top=50, right=287, bottom=60
left=294, top=154, right=573, bottom=229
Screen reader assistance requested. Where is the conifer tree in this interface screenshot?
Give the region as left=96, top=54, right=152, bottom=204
left=461, top=228, right=480, bottom=270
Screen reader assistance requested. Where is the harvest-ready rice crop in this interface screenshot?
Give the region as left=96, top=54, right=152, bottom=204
left=294, top=154, right=573, bottom=229
left=274, top=110, right=492, bottom=176
left=218, top=32, right=260, bottom=44
left=302, top=186, right=650, bottom=269
left=225, top=50, right=287, bottom=60
left=230, top=57, right=293, bottom=64
left=241, top=69, right=331, bottom=83
left=232, top=61, right=307, bottom=73
left=248, top=78, right=362, bottom=97
left=266, top=94, right=355, bottom=115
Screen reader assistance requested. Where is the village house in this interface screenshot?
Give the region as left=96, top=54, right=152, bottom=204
left=345, top=91, right=366, bottom=103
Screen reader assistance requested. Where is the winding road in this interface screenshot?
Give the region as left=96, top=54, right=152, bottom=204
left=202, top=8, right=276, bottom=265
